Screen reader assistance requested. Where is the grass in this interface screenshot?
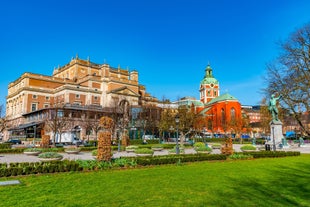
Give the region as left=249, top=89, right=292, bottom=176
left=1, top=155, right=310, bottom=207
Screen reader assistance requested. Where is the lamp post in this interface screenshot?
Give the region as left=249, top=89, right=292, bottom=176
left=175, top=114, right=180, bottom=155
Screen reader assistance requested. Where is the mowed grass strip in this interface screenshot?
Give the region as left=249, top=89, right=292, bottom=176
left=0, top=155, right=310, bottom=207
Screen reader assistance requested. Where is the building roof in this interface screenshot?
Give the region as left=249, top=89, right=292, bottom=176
left=176, top=98, right=204, bottom=107
left=207, top=93, right=238, bottom=105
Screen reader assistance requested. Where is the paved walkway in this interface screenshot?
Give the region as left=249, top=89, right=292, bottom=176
left=0, top=144, right=309, bottom=164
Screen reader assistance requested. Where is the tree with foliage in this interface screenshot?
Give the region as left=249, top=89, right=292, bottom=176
left=264, top=23, right=310, bottom=136
left=177, top=105, right=195, bottom=145
left=158, top=106, right=175, bottom=141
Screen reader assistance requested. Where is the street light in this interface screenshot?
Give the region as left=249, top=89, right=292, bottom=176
left=175, top=114, right=180, bottom=154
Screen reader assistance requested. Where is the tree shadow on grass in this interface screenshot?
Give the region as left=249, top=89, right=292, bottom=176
left=205, top=161, right=310, bottom=207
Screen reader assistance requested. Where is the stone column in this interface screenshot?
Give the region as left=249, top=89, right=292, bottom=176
left=269, top=120, right=284, bottom=150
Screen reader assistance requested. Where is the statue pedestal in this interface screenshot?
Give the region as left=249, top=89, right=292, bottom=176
left=268, top=120, right=285, bottom=149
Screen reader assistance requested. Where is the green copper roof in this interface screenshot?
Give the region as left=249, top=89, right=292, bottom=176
left=200, top=64, right=219, bottom=85
left=207, top=93, right=238, bottom=105
left=178, top=99, right=204, bottom=107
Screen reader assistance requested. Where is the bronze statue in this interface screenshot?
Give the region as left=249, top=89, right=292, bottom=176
left=268, top=93, right=282, bottom=121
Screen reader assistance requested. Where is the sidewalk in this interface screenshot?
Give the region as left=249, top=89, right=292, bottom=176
left=0, top=144, right=309, bottom=164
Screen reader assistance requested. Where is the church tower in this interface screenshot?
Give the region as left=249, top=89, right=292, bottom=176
left=199, top=64, right=220, bottom=104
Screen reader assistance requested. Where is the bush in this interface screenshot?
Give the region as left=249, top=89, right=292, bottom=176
left=212, top=143, right=221, bottom=149
left=91, top=149, right=97, bottom=156
left=242, top=151, right=300, bottom=158
left=0, top=148, right=25, bottom=154
left=24, top=148, right=42, bottom=152
left=240, top=145, right=256, bottom=151
left=0, top=143, right=12, bottom=149
left=135, top=148, right=153, bottom=154
left=168, top=146, right=185, bottom=154
left=38, top=152, right=63, bottom=159
left=228, top=153, right=253, bottom=160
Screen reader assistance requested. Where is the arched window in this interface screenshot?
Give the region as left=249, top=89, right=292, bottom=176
left=221, top=108, right=225, bottom=125
left=230, top=108, right=236, bottom=121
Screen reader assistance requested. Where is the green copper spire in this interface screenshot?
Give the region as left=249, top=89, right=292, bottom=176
left=200, top=63, right=219, bottom=84
left=205, top=64, right=213, bottom=78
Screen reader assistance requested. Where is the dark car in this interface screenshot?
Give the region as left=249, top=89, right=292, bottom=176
left=5, top=139, right=22, bottom=144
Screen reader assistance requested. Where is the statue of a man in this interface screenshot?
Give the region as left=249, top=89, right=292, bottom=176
left=268, top=93, right=282, bottom=121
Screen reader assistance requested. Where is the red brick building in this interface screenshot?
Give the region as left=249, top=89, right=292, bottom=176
left=178, top=64, right=242, bottom=137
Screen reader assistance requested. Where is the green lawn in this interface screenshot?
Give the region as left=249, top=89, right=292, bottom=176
left=1, top=155, right=310, bottom=207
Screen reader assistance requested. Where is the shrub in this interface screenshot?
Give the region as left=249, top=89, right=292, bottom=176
left=193, top=142, right=205, bottom=148
left=228, top=153, right=253, bottom=160
left=38, top=152, right=63, bottom=159
left=151, top=144, right=163, bottom=148
left=194, top=142, right=212, bottom=152
left=0, top=143, right=12, bottom=149
left=212, top=143, right=221, bottom=149
left=91, top=149, right=97, bottom=156
left=169, top=146, right=185, bottom=154
left=24, top=148, right=42, bottom=152
left=126, top=145, right=139, bottom=149
left=240, top=144, right=256, bottom=151
left=135, top=148, right=153, bottom=154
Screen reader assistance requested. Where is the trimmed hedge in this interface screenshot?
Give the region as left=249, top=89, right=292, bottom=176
left=0, top=143, right=12, bottom=149
left=241, top=151, right=300, bottom=158
left=0, top=160, right=82, bottom=177
left=0, top=148, right=24, bottom=154
left=135, top=154, right=227, bottom=166
left=0, top=150, right=301, bottom=178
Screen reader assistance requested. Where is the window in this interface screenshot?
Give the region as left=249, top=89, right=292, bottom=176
left=94, top=96, right=98, bottom=100
left=57, top=109, right=64, bottom=117
left=76, top=94, right=80, bottom=99
left=31, top=103, right=37, bottom=112
left=230, top=108, right=236, bottom=121
left=44, top=104, right=49, bottom=108
left=221, top=108, right=225, bottom=125
left=32, top=95, right=37, bottom=99
left=45, top=96, right=50, bottom=100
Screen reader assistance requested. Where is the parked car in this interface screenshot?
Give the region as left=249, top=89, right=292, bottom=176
left=72, top=137, right=83, bottom=146
left=5, top=139, right=22, bottom=144
left=142, top=135, right=158, bottom=140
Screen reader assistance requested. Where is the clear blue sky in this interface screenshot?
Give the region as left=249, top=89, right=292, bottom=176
left=1, top=0, right=310, bottom=108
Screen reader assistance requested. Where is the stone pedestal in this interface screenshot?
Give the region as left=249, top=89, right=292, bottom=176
left=269, top=120, right=285, bottom=149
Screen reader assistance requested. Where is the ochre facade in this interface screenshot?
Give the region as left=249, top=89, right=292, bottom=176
left=5, top=56, right=157, bottom=139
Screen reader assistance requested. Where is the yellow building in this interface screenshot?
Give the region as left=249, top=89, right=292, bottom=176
left=5, top=56, right=158, bottom=141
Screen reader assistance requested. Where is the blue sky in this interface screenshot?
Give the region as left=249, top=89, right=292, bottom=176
left=1, top=0, right=310, bottom=108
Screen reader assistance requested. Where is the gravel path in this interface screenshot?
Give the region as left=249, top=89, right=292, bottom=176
left=0, top=144, right=309, bottom=164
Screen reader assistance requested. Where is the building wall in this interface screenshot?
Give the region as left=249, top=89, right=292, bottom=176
left=5, top=57, right=157, bottom=139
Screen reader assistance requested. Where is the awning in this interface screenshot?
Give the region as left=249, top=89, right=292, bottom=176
left=8, top=122, right=43, bottom=131
left=286, top=131, right=295, bottom=137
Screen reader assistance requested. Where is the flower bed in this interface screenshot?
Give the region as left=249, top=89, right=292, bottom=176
left=23, top=148, right=42, bottom=156
left=38, top=152, right=63, bottom=161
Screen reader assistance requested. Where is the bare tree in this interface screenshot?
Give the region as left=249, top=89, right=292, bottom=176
left=44, top=107, right=71, bottom=145
left=0, top=105, right=7, bottom=139
left=264, top=23, right=310, bottom=136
